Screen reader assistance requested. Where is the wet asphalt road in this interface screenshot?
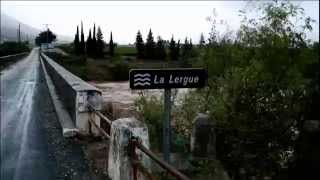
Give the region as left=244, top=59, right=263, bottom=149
left=0, top=49, right=90, bottom=180
left=0, top=48, right=54, bottom=180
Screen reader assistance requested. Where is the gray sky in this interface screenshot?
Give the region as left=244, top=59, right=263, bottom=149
left=2, top=1, right=319, bottom=44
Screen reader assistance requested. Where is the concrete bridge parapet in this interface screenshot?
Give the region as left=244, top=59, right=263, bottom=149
left=40, top=52, right=102, bottom=136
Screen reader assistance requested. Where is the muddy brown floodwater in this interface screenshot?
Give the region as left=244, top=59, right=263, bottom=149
left=82, top=81, right=189, bottom=179
left=82, top=80, right=236, bottom=179
left=89, top=81, right=189, bottom=107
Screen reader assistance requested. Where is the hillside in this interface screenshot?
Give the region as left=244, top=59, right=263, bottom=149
left=0, top=13, right=73, bottom=44
left=1, top=13, right=40, bottom=43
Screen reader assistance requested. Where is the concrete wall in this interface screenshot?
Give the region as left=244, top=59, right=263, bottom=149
left=40, top=53, right=102, bottom=135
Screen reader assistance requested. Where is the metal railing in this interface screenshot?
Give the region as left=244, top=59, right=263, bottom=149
left=0, top=52, right=28, bottom=63
left=88, top=103, right=191, bottom=180
left=88, top=103, right=112, bottom=139
left=129, top=137, right=191, bottom=180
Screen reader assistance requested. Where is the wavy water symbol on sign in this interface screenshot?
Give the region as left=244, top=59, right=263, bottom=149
left=134, top=73, right=151, bottom=86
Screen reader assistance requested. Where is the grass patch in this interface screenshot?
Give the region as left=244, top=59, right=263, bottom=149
left=57, top=43, right=74, bottom=54
left=129, top=61, right=183, bottom=69
left=115, top=46, right=137, bottom=56
left=0, top=41, right=30, bottom=56
left=45, top=51, right=185, bottom=82
left=45, top=51, right=133, bottom=81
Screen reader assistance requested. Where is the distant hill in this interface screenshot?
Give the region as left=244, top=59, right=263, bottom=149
left=1, top=13, right=40, bottom=43
left=0, top=13, right=73, bottom=44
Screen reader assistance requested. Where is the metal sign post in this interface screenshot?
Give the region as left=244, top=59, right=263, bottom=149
left=129, top=68, right=207, bottom=163
left=163, top=88, right=171, bottom=163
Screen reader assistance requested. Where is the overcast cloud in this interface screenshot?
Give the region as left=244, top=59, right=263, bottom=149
left=2, top=1, right=319, bottom=44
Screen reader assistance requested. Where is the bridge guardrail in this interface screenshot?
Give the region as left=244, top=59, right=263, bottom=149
left=40, top=52, right=103, bottom=135
left=88, top=103, right=112, bottom=139
left=41, top=51, right=191, bottom=179
left=129, top=137, right=191, bottom=180
left=88, top=103, right=190, bottom=180
left=0, top=52, right=29, bottom=63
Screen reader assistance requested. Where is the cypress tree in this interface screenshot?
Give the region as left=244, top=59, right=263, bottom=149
left=199, top=33, right=205, bottom=48
left=155, top=36, right=166, bottom=60
left=96, top=26, right=104, bottom=57
left=92, top=23, right=97, bottom=55
left=182, top=37, right=189, bottom=57
left=189, top=39, right=193, bottom=49
left=135, top=30, right=144, bottom=58
left=182, top=37, right=193, bottom=59
left=169, top=36, right=177, bottom=60
left=80, top=21, right=85, bottom=54
left=145, top=29, right=156, bottom=59
left=109, top=31, right=115, bottom=56
left=74, top=25, right=80, bottom=54
left=182, top=37, right=188, bottom=55
left=86, top=29, right=92, bottom=56
left=176, top=40, right=180, bottom=59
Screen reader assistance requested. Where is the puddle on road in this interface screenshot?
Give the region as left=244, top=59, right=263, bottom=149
left=24, top=79, right=35, bottom=84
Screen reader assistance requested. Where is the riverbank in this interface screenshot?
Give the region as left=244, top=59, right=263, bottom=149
left=89, top=81, right=189, bottom=118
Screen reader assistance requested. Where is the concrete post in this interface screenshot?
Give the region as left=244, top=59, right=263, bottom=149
left=108, top=117, right=150, bottom=180
left=190, top=113, right=216, bottom=159
left=75, top=91, right=102, bottom=136
left=87, top=91, right=102, bottom=136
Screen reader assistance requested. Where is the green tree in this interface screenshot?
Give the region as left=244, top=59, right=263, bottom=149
left=92, top=23, right=97, bottom=55
left=182, top=37, right=193, bottom=59
left=73, top=26, right=80, bottom=54
left=145, top=29, right=156, bottom=59
left=135, top=30, right=144, bottom=58
left=109, top=31, right=115, bottom=57
left=189, top=39, right=193, bottom=49
left=176, top=1, right=318, bottom=179
left=80, top=21, right=85, bottom=54
left=96, top=26, right=104, bottom=57
left=182, top=37, right=189, bottom=57
left=176, top=40, right=180, bottom=59
left=199, top=33, right=206, bottom=48
left=86, top=29, right=93, bottom=56
left=35, top=28, right=57, bottom=46
left=155, top=36, right=166, bottom=60
left=169, top=36, right=178, bottom=60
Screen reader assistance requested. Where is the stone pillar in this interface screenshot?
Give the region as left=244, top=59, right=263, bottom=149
left=190, top=113, right=215, bottom=159
left=87, top=91, right=102, bottom=136
left=108, top=117, right=150, bottom=180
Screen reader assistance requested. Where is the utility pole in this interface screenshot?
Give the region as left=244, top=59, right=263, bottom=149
left=18, top=23, right=21, bottom=43
left=0, top=1, right=2, bottom=43
left=163, top=88, right=172, bottom=163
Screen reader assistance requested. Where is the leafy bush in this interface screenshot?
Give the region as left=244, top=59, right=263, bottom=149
left=174, top=1, right=319, bottom=179
left=134, top=92, right=193, bottom=154
left=35, top=29, right=56, bottom=45
left=0, top=41, right=30, bottom=56
left=109, top=60, right=129, bottom=81
left=134, top=93, right=164, bottom=151
left=116, top=46, right=137, bottom=56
